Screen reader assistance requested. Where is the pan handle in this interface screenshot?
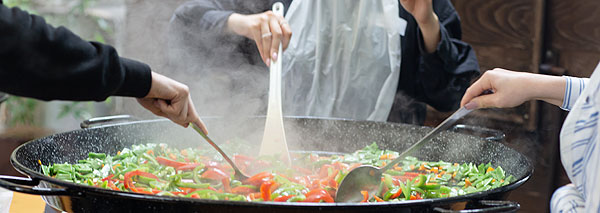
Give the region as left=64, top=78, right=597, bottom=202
left=0, top=175, right=75, bottom=196
left=80, top=114, right=138, bottom=129
left=433, top=200, right=520, bottom=213
left=451, top=124, right=505, bottom=142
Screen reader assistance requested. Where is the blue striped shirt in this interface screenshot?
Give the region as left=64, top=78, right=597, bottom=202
left=552, top=62, right=600, bottom=213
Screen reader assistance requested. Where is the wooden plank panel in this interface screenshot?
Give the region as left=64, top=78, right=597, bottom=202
left=450, top=0, right=544, bottom=131
left=549, top=0, right=600, bottom=53
left=559, top=51, right=600, bottom=77
left=452, top=0, right=538, bottom=49
left=471, top=44, right=534, bottom=72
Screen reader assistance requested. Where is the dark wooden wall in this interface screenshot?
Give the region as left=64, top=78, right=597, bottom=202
left=547, top=0, right=600, bottom=77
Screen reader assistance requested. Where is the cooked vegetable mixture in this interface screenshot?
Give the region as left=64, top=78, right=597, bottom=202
left=41, top=143, right=513, bottom=203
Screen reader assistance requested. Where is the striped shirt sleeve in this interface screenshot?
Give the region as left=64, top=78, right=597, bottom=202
left=561, top=76, right=590, bottom=111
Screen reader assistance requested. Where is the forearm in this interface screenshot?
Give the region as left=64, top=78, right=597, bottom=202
left=417, top=12, right=441, bottom=54
left=0, top=5, right=151, bottom=101
left=526, top=74, right=566, bottom=107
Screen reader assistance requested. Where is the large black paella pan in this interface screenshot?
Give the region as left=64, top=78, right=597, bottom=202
left=0, top=117, right=531, bottom=212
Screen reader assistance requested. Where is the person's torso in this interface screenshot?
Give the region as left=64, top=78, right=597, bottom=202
left=559, top=62, right=600, bottom=206
left=281, top=0, right=406, bottom=121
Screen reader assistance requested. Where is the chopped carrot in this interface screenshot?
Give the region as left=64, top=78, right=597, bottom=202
left=452, top=171, right=457, bottom=178
left=439, top=166, right=444, bottom=170
left=381, top=161, right=387, bottom=167
left=410, top=165, right=415, bottom=170
left=146, top=150, right=154, bottom=155
left=454, top=163, right=459, bottom=166
left=360, top=191, right=369, bottom=203
left=431, top=167, right=439, bottom=174
left=374, top=195, right=384, bottom=202
left=393, top=166, right=403, bottom=171
left=439, top=171, right=446, bottom=175
left=501, top=179, right=504, bottom=183
left=379, top=154, right=396, bottom=160
left=418, top=164, right=425, bottom=171
left=486, top=167, right=495, bottom=173
left=169, top=153, right=177, bottom=160
left=492, top=179, right=496, bottom=183
left=38, top=160, right=42, bottom=165
left=181, top=149, right=188, bottom=157
left=465, top=178, right=472, bottom=187
left=410, top=195, right=416, bottom=200
left=117, top=151, right=121, bottom=155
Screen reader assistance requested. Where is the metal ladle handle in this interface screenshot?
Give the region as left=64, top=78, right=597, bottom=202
left=190, top=123, right=247, bottom=179
left=381, top=107, right=474, bottom=172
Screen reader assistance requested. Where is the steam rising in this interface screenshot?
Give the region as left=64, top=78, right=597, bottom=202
left=114, top=2, right=537, bottom=166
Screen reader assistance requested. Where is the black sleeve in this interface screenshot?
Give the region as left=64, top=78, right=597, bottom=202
left=0, top=4, right=152, bottom=101
left=413, top=0, right=480, bottom=112
left=168, top=0, right=291, bottom=69
left=171, top=0, right=283, bottom=36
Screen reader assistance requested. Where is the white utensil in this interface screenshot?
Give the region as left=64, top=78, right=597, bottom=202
left=259, top=2, right=291, bottom=166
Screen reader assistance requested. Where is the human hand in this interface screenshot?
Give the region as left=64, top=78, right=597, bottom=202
left=137, top=72, right=208, bottom=134
left=227, top=11, right=292, bottom=66
left=460, top=68, right=566, bottom=110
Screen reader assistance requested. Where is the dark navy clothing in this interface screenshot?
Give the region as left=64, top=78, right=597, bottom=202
left=170, top=0, right=479, bottom=124
left=0, top=3, right=151, bottom=101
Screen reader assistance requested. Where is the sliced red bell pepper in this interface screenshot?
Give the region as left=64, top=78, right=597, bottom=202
left=107, top=180, right=120, bottom=191
left=156, top=156, right=187, bottom=168
left=273, top=195, right=295, bottom=202
left=231, top=186, right=256, bottom=194
left=101, top=174, right=114, bottom=182
left=390, top=188, right=403, bottom=199
left=243, top=171, right=274, bottom=186
left=123, top=170, right=159, bottom=193
left=201, top=167, right=229, bottom=180
left=260, top=180, right=279, bottom=201
left=303, top=189, right=334, bottom=203
left=222, top=178, right=232, bottom=193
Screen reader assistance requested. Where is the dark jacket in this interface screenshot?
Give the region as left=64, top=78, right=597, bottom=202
left=0, top=3, right=151, bottom=101
left=169, top=0, right=479, bottom=124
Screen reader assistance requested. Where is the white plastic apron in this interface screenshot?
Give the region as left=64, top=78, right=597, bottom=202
left=281, top=0, right=407, bottom=121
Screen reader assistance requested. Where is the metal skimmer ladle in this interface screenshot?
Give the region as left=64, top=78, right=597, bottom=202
left=191, top=123, right=250, bottom=180
left=334, top=106, right=474, bottom=202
